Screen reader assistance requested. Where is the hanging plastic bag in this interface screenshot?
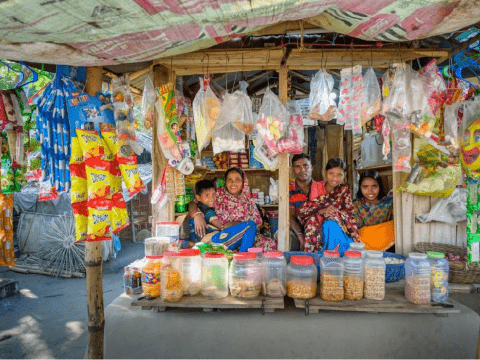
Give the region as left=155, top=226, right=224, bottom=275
left=381, top=118, right=391, bottom=161
left=444, top=102, right=461, bottom=153
left=419, top=59, right=447, bottom=116
left=141, top=73, right=156, bottom=131
left=309, top=69, right=337, bottom=121
left=338, top=65, right=365, bottom=135
left=151, top=167, right=169, bottom=210
left=390, top=116, right=411, bottom=172
left=253, top=137, right=279, bottom=170
left=399, top=144, right=461, bottom=197
left=204, top=81, right=222, bottom=138
left=277, top=100, right=304, bottom=154
left=269, top=177, right=279, bottom=204
left=193, top=78, right=209, bottom=152
left=38, top=176, right=59, bottom=201
left=361, top=68, right=382, bottom=125
left=383, top=63, right=419, bottom=119
left=231, top=89, right=255, bottom=135
left=212, top=92, right=245, bottom=155
left=256, top=88, right=289, bottom=156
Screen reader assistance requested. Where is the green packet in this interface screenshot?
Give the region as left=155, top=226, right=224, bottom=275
left=467, top=233, right=479, bottom=265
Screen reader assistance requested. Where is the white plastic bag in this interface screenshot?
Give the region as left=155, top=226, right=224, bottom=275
left=269, top=177, right=279, bottom=204
left=444, top=102, right=461, bottom=153
left=390, top=116, right=411, bottom=173
left=309, top=69, right=337, bottom=121
left=277, top=100, right=304, bottom=154
left=416, top=188, right=467, bottom=225
left=141, top=73, right=156, bottom=130
left=256, top=88, right=289, bottom=156
left=193, top=78, right=209, bottom=152
left=231, top=90, right=254, bottom=135
left=212, top=92, right=245, bottom=155
left=338, top=65, right=365, bottom=135
left=361, top=68, right=382, bottom=125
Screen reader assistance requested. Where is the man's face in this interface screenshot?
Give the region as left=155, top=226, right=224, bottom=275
left=292, top=158, right=312, bottom=183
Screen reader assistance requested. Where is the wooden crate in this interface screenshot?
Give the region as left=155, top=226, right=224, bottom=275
left=131, top=294, right=284, bottom=313
left=293, top=288, right=459, bottom=316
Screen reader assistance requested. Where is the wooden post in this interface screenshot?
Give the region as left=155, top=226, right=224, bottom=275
left=152, top=65, right=176, bottom=235
left=277, top=65, right=290, bottom=252
left=85, top=67, right=105, bottom=359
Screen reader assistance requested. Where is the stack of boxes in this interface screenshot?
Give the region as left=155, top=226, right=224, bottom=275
left=228, top=151, right=249, bottom=169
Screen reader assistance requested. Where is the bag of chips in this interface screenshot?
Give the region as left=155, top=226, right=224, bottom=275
left=72, top=201, right=88, bottom=242
left=112, top=192, right=130, bottom=233
left=85, top=157, right=112, bottom=201
left=102, top=131, right=137, bottom=165
left=75, top=129, right=105, bottom=160
left=120, top=163, right=146, bottom=197
left=70, top=137, right=84, bottom=164
left=87, top=199, right=112, bottom=241
left=109, top=159, right=122, bottom=194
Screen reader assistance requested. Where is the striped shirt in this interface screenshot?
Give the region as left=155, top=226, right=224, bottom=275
left=289, top=180, right=319, bottom=218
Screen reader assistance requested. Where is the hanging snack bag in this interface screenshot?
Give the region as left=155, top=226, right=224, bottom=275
left=87, top=198, right=112, bottom=241
left=109, top=159, right=123, bottom=194
left=204, top=82, right=222, bottom=135
left=1, top=155, right=15, bottom=194
left=233, top=84, right=255, bottom=135
left=38, top=177, right=59, bottom=201
left=141, top=73, right=156, bottom=130
left=338, top=65, right=365, bottom=134
left=192, top=78, right=209, bottom=152
left=121, top=163, right=146, bottom=198
left=212, top=92, right=245, bottom=155
left=85, top=157, right=112, bottom=201
left=70, top=136, right=84, bottom=164
left=112, top=192, right=130, bottom=233
left=256, top=88, right=289, bottom=156
left=72, top=201, right=88, bottom=242
left=361, top=68, right=382, bottom=125
left=277, top=100, right=304, bottom=154
left=390, top=116, right=412, bottom=173
left=309, top=69, right=337, bottom=122
left=444, top=102, right=461, bottom=153
left=75, top=129, right=105, bottom=160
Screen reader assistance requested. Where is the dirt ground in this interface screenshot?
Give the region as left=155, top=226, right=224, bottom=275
left=0, top=241, right=145, bottom=359
left=0, top=241, right=479, bottom=359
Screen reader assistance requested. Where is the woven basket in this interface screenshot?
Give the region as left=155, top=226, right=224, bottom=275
left=413, top=242, right=480, bottom=284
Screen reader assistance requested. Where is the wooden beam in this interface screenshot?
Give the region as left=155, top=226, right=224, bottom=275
left=84, top=67, right=105, bottom=360
left=290, top=70, right=311, bottom=82
left=129, top=67, right=151, bottom=81
left=277, top=65, right=290, bottom=252
left=251, top=21, right=319, bottom=36
left=102, top=69, right=143, bottom=95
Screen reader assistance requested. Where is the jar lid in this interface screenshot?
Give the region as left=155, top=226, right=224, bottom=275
left=233, top=252, right=256, bottom=261
left=290, top=255, right=314, bottom=265
left=323, top=250, right=339, bottom=257
left=366, top=250, right=382, bottom=258
left=344, top=251, right=361, bottom=258
left=408, top=252, right=428, bottom=259
left=427, top=251, right=445, bottom=259
left=146, top=255, right=163, bottom=259
left=145, top=236, right=170, bottom=242
left=349, top=242, right=366, bottom=250
left=179, top=249, right=201, bottom=257
left=247, top=247, right=263, bottom=253
left=204, top=253, right=224, bottom=259
left=162, top=251, right=180, bottom=257
left=264, top=251, right=283, bottom=258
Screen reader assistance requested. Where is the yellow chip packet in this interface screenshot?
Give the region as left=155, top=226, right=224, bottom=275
left=87, top=200, right=112, bottom=241
left=75, top=129, right=105, bottom=160
left=119, top=164, right=146, bottom=197
left=70, top=137, right=84, bottom=164
left=71, top=176, right=88, bottom=203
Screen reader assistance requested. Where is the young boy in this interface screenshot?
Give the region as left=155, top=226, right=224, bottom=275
left=189, top=179, right=256, bottom=251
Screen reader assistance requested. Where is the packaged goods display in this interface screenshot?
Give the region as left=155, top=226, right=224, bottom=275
left=344, top=251, right=364, bottom=300
left=161, top=252, right=183, bottom=302
left=145, top=237, right=171, bottom=257
left=179, top=248, right=202, bottom=296
left=124, top=265, right=142, bottom=295
left=262, top=251, right=287, bottom=297
left=287, top=255, right=317, bottom=299
left=320, top=250, right=344, bottom=301
left=364, top=251, right=386, bottom=300
left=141, top=256, right=162, bottom=299
left=427, top=252, right=449, bottom=303
left=405, top=253, right=431, bottom=305
left=201, top=253, right=229, bottom=299
left=229, top=252, right=262, bottom=299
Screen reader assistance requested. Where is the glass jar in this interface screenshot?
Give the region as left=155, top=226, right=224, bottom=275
left=179, top=249, right=202, bottom=296
left=320, top=250, right=344, bottom=301
left=145, top=237, right=170, bottom=257
left=286, top=255, right=317, bottom=299
left=405, top=253, right=431, bottom=305
left=201, top=253, right=229, bottom=299
left=141, top=255, right=163, bottom=299
left=348, top=242, right=367, bottom=259
left=262, top=251, right=287, bottom=297
left=364, top=250, right=385, bottom=300
left=427, top=252, right=449, bottom=303
left=343, top=251, right=364, bottom=300
left=229, top=253, right=262, bottom=299
left=161, top=252, right=183, bottom=302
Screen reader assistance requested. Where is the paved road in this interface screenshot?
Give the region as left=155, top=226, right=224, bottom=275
left=0, top=241, right=145, bottom=359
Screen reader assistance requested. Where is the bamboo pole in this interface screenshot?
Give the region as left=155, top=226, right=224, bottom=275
left=277, top=65, right=290, bottom=252
left=85, top=67, right=105, bottom=359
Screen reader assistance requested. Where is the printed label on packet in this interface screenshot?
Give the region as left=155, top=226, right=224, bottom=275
left=70, top=137, right=84, bottom=164
left=120, top=164, right=145, bottom=197
left=85, top=158, right=112, bottom=201
left=76, top=129, right=105, bottom=160
left=87, top=199, right=112, bottom=241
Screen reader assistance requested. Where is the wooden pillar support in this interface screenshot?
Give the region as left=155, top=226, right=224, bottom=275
left=277, top=65, right=290, bottom=252
left=85, top=67, right=105, bottom=360
left=152, top=65, right=176, bottom=235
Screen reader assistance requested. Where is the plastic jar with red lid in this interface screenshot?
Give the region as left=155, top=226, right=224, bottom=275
left=141, top=255, right=163, bottom=299
left=261, top=251, right=287, bottom=297
left=320, top=250, right=344, bottom=301
left=201, top=253, right=229, bottom=298
left=179, top=249, right=202, bottom=296
left=286, top=255, right=317, bottom=299
left=344, top=250, right=364, bottom=300
left=229, top=252, right=261, bottom=299
left=160, top=252, right=183, bottom=302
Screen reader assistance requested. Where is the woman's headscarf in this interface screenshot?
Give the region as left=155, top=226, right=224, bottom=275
left=214, top=169, right=262, bottom=226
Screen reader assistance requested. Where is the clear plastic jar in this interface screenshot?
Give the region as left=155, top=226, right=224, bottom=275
left=161, top=252, right=183, bottom=302
left=320, top=250, right=344, bottom=301
left=141, top=255, right=163, bottom=299
left=364, top=251, right=385, bottom=300
left=344, top=251, right=364, bottom=300
left=201, top=253, right=229, bottom=299
left=287, top=255, right=317, bottom=299
left=348, top=242, right=367, bottom=259
left=179, top=249, right=202, bottom=296
left=427, top=252, right=449, bottom=303
left=248, top=247, right=264, bottom=262
left=124, top=265, right=143, bottom=295
left=145, top=237, right=170, bottom=257
left=229, top=253, right=262, bottom=299
left=261, top=251, right=287, bottom=297
left=405, top=253, right=431, bottom=305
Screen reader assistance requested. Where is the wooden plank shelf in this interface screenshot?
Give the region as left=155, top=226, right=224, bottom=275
left=131, top=294, right=284, bottom=313
left=293, top=288, right=460, bottom=316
